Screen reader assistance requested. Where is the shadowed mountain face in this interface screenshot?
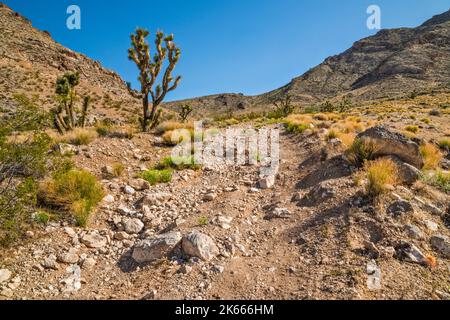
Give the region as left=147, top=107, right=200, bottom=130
left=0, top=2, right=449, bottom=118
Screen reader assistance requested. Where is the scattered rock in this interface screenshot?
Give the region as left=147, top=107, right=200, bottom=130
left=103, top=194, right=115, bottom=203
left=266, top=207, right=291, bottom=220
left=81, top=233, right=107, bottom=248
left=123, top=218, right=144, bottom=234
left=81, top=257, right=96, bottom=269
left=55, top=143, right=78, bottom=156
left=430, top=234, right=450, bottom=258
left=42, top=254, right=59, bottom=270
left=203, top=193, right=217, bottom=201
left=129, top=178, right=150, bottom=191
left=387, top=200, right=414, bottom=217
left=395, top=240, right=427, bottom=265
left=404, top=224, right=425, bottom=240
left=58, top=249, right=79, bottom=264
left=0, top=269, right=12, bottom=283
left=258, top=175, right=275, bottom=189
left=182, top=231, right=219, bottom=261
left=61, top=265, right=81, bottom=293
left=123, top=185, right=136, bottom=195
left=132, top=232, right=182, bottom=263
left=424, top=220, right=438, bottom=232
left=101, top=165, right=115, bottom=178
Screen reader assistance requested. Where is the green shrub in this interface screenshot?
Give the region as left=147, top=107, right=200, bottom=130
left=38, top=169, right=104, bottom=227
left=198, top=216, right=208, bottom=226
left=405, top=125, right=419, bottom=133
left=346, top=138, right=377, bottom=167
left=156, top=156, right=201, bottom=170
left=438, top=139, right=450, bottom=151
left=286, top=122, right=310, bottom=133
left=422, top=170, right=449, bottom=194
left=141, top=169, right=173, bottom=185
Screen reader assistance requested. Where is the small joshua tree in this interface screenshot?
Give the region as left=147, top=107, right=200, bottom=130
left=53, top=71, right=91, bottom=134
left=272, top=94, right=293, bottom=118
left=178, top=104, right=193, bottom=122
left=127, top=28, right=181, bottom=132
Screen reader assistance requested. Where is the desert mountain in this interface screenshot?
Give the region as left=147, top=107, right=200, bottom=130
left=167, top=9, right=450, bottom=116
left=0, top=3, right=139, bottom=122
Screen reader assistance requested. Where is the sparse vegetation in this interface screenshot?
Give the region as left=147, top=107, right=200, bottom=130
left=141, top=169, right=173, bottom=185
left=346, top=138, right=377, bottom=167
left=365, top=158, right=398, bottom=197
left=156, top=156, right=201, bottom=170
left=178, top=104, right=193, bottom=122
left=198, top=216, right=209, bottom=226
left=405, top=125, right=419, bottom=133
left=38, top=168, right=104, bottom=227
left=54, top=128, right=98, bottom=146
left=420, top=143, right=442, bottom=170
left=421, top=170, right=450, bottom=193
left=112, top=163, right=125, bottom=177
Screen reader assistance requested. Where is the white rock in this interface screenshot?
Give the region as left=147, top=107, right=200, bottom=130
left=123, top=185, right=136, bottom=195
left=182, top=231, right=219, bottom=261
left=258, top=175, right=275, bottom=189
left=0, top=269, right=12, bottom=283
left=103, top=194, right=115, bottom=203
left=81, top=233, right=107, bottom=248
left=123, top=218, right=144, bottom=234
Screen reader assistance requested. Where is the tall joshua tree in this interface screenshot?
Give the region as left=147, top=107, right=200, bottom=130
left=127, top=28, right=181, bottom=132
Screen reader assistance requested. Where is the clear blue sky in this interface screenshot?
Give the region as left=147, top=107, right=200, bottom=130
left=3, top=0, right=449, bottom=101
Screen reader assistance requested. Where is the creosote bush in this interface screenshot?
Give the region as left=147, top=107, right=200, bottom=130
left=365, top=158, right=398, bottom=197
left=38, top=168, right=104, bottom=227
left=141, top=169, right=173, bottom=185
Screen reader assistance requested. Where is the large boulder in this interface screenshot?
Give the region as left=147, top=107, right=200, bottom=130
left=132, top=232, right=182, bottom=263
left=182, top=231, right=219, bottom=261
left=430, top=234, right=450, bottom=258
left=357, top=126, right=424, bottom=169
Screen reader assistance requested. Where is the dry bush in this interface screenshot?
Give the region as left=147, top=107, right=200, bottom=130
left=420, top=143, right=442, bottom=170
left=155, top=121, right=193, bottom=136
left=365, top=158, right=398, bottom=197
left=112, top=163, right=125, bottom=177
left=53, top=128, right=98, bottom=146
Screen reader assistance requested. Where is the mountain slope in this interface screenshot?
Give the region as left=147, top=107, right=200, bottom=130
left=167, top=9, right=450, bottom=116
left=0, top=3, right=139, bottom=121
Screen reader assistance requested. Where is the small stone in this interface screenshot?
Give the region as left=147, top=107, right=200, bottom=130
left=114, top=231, right=129, bottom=241
left=395, top=241, right=427, bottom=265
left=0, top=288, right=13, bottom=298
left=129, top=178, right=150, bottom=191
left=123, top=218, right=144, bottom=234
left=81, top=233, right=107, bottom=248
left=212, top=265, right=225, bottom=273
left=0, top=269, right=12, bottom=283
left=101, top=165, right=114, bottom=177
left=424, top=220, right=438, bottom=232
left=258, top=175, right=275, bottom=189
left=103, top=194, right=115, bottom=203
left=123, top=185, right=136, bottom=195
left=430, top=234, right=450, bottom=258
left=58, top=250, right=79, bottom=264
left=387, top=200, right=414, bottom=217
left=82, top=257, right=96, bottom=269
left=42, top=255, right=59, bottom=270
left=203, top=193, right=217, bottom=201
left=25, top=230, right=34, bottom=238
left=132, top=232, right=182, bottom=263
left=404, top=224, right=425, bottom=240
left=64, top=227, right=77, bottom=237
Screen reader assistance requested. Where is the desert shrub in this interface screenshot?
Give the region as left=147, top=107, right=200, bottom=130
left=56, top=128, right=98, bottom=146
left=438, top=139, right=450, bottom=151
left=365, top=158, right=398, bottom=197
left=421, top=118, right=431, bottom=124
left=141, top=169, right=173, bottom=185
left=0, top=96, right=51, bottom=245
left=346, top=138, right=377, bottom=167
left=112, top=163, right=125, bottom=177
left=155, top=121, right=193, bottom=136
left=198, top=216, right=208, bottom=226
left=429, top=109, right=441, bottom=116
left=421, top=170, right=450, bottom=194
left=156, top=156, right=201, bottom=170
left=38, top=169, right=104, bottom=227
left=326, top=129, right=338, bottom=141
left=405, top=125, right=419, bottom=133
left=95, top=121, right=113, bottom=137
left=420, top=143, right=442, bottom=170
left=286, top=122, right=310, bottom=133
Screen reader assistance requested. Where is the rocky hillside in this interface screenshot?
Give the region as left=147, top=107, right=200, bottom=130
left=166, top=9, right=450, bottom=116
left=0, top=3, right=139, bottom=121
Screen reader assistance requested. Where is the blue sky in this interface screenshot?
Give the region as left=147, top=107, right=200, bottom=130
left=4, top=0, right=449, bottom=101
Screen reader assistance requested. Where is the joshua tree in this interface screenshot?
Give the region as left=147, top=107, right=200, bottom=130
left=178, top=104, right=193, bottom=122
left=127, top=28, right=181, bottom=132
left=272, top=94, right=293, bottom=117
left=53, top=71, right=91, bottom=134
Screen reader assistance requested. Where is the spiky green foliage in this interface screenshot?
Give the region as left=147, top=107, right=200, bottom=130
left=53, top=72, right=91, bottom=134
left=269, top=94, right=294, bottom=118
left=128, top=28, right=181, bottom=132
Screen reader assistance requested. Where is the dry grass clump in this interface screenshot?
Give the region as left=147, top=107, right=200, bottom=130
left=112, top=163, right=125, bottom=177
left=405, top=125, right=419, bottom=133
left=346, top=138, right=377, bottom=167
left=365, top=158, right=398, bottom=197
left=53, top=128, right=98, bottom=146
left=155, top=121, right=193, bottom=136
left=420, top=143, right=442, bottom=170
